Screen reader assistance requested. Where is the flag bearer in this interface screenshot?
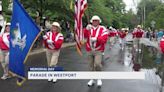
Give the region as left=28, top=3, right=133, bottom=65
left=84, top=15, right=108, bottom=87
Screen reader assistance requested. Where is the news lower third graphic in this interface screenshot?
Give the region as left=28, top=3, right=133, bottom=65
left=28, top=67, right=145, bottom=80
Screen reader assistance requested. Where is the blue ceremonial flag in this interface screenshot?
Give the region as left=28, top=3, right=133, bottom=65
left=9, top=0, right=41, bottom=85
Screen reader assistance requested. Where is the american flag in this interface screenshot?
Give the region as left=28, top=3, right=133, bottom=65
left=74, top=0, right=87, bottom=55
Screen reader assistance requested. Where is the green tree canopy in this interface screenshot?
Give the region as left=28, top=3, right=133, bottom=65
left=146, top=4, right=164, bottom=29
left=2, top=0, right=143, bottom=30
left=137, top=0, right=164, bottom=29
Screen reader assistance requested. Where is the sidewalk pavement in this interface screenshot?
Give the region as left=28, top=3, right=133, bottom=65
left=140, top=38, right=159, bottom=48
left=29, top=42, right=76, bottom=56
left=125, top=34, right=159, bottom=49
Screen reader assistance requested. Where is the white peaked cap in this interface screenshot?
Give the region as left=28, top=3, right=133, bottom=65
left=6, top=22, right=11, bottom=26
left=109, top=26, right=113, bottom=29
left=121, top=28, right=125, bottom=30
left=137, top=25, right=141, bottom=28
left=90, top=15, right=102, bottom=23
left=52, top=22, right=61, bottom=29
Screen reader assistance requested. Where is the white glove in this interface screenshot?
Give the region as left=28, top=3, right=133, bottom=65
left=86, top=24, right=92, bottom=30
left=43, top=35, right=48, bottom=40
left=47, top=40, right=53, bottom=44
left=90, top=37, right=97, bottom=42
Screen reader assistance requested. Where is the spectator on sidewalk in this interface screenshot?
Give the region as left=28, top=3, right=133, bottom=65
left=42, top=22, right=64, bottom=83
left=0, top=23, right=11, bottom=80
left=146, top=30, right=150, bottom=39
left=65, top=21, right=72, bottom=42
left=157, top=29, right=164, bottom=44
left=83, top=15, right=108, bottom=87
left=45, top=17, right=51, bottom=30
left=150, top=31, right=156, bottom=41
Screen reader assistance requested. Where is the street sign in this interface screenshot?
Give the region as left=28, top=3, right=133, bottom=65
left=151, top=20, right=156, bottom=28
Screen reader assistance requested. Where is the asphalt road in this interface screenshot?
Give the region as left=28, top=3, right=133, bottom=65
left=0, top=37, right=161, bottom=92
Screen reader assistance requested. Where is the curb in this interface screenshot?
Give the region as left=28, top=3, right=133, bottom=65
left=29, top=42, right=76, bottom=56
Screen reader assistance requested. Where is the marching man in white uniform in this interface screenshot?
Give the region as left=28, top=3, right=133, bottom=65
left=84, top=15, right=108, bottom=87
left=43, top=22, right=64, bottom=83
left=0, top=23, right=11, bottom=80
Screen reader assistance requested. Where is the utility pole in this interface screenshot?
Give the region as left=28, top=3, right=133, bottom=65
left=141, top=0, right=146, bottom=29
left=143, top=5, right=145, bottom=29
left=0, top=1, right=2, bottom=11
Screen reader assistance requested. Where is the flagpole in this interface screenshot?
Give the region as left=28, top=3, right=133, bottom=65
left=76, top=44, right=83, bottom=56
left=23, top=31, right=42, bottom=64
left=74, top=0, right=88, bottom=56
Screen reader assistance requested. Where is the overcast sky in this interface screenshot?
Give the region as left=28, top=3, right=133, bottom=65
left=123, top=0, right=141, bottom=13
